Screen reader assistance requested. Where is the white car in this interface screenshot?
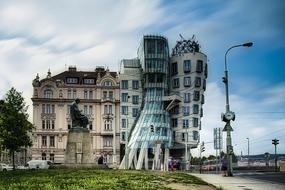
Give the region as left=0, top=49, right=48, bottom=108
left=27, top=160, right=52, bottom=169
left=0, top=163, right=13, bottom=171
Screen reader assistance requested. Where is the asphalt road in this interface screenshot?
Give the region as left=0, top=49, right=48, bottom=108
left=235, top=171, right=285, bottom=185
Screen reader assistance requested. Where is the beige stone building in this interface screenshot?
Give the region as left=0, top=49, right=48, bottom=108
left=31, top=66, right=120, bottom=165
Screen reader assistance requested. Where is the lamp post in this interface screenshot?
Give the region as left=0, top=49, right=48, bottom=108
left=272, top=139, right=279, bottom=172
left=222, top=42, right=253, bottom=177
left=246, top=138, right=249, bottom=167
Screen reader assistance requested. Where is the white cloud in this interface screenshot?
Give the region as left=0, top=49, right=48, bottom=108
left=196, top=82, right=285, bottom=157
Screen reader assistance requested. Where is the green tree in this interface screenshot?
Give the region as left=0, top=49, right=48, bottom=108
left=0, top=88, right=33, bottom=169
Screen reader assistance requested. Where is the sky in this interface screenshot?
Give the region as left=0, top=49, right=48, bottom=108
left=0, top=0, right=284, bottom=157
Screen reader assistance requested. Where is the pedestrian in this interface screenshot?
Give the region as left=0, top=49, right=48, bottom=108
left=221, top=156, right=228, bottom=177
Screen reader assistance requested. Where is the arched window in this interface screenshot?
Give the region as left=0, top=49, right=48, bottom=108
left=44, top=89, right=53, bottom=98
left=42, top=152, right=46, bottom=160
left=103, top=80, right=113, bottom=87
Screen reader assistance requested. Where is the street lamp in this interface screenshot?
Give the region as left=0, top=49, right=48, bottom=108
left=222, top=42, right=253, bottom=177
left=246, top=138, right=249, bottom=167
left=272, top=139, right=279, bottom=172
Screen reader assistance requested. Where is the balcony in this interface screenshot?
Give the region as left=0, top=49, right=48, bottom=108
left=102, top=113, right=114, bottom=120
left=41, top=113, right=56, bottom=120
left=101, top=97, right=115, bottom=102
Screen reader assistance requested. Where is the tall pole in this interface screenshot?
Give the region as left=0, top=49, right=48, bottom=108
left=275, top=144, right=277, bottom=172
left=223, top=42, right=253, bottom=177
left=246, top=138, right=249, bottom=167
left=272, top=139, right=279, bottom=172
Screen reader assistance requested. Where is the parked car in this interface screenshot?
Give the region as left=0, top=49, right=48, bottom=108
left=0, top=163, right=13, bottom=171
left=27, top=160, right=52, bottom=169
left=16, top=165, right=29, bottom=170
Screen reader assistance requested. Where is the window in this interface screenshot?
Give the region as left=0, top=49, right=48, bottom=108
left=89, top=106, right=93, bottom=115
left=132, top=95, right=139, bottom=104
left=148, top=74, right=155, bottom=83
left=193, top=104, right=199, bottom=114
left=184, top=60, right=191, bottom=73
left=50, top=136, right=55, bottom=147
left=196, top=60, right=203, bottom=73
left=182, top=133, right=187, bottom=142
left=183, top=106, right=190, bottom=116
left=42, top=104, right=45, bottom=113
left=193, top=118, right=199, bottom=127
left=89, top=91, right=93, bottom=99
left=89, top=123, right=93, bottom=130
left=183, top=119, right=189, bottom=128
left=68, top=90, right=72, bottom=99
left=42, top=136, right=47, bottom=147
left=67, top=78, right=78, bottom=84
left=46, top=120, right=50, bottom=129
left=51, top=105, right=55, bottom=113
left=200, top=108, right=203, bottom=117
left=42, top=152, right=46, bottom=160
left=171, top=62, right=178, bottom=75
left=157, top=40, right=164, bottom=54
left=184, top=77, right=191, bottom=87
left=146, top=40, right=155, bottom=54
left=122, top=119, right=127, bottom=128
left=104, top=105, right=112, bottom=114
left=193, top=131, right=199, bottom=141
left=83, top=90, right=87, bottom=99
left=73, top=90, right=77, bottom=99
left=201, top=94, right=205, bottom=104
left=51, top=120, right=55, bottom=129
left=184, top=93, right=191, bottom=103
left=122, top=106, right=128, bottom=115
left=109, top=91, right=113, bottom=99
left=132, top=80, right=139, bottom=89
left=42, top=120, right=45, bottom=129
left=173, top=78, right=180, bottom=88
left=195, top=77, right=201, bottom=87
left=170, top=105, right=179, bottom=114
left=193, top=91, right=200, bottom=101
left=44, top=90, right=53, bottom=98
left=121, top=132, right=126, bottom=141
left=84, top=78, right=95, bottom=84
left=121, top=80, right=128, bottom=89
left=132, top=108, right=139, bottom=117
left=104, top=120, right=112, bottom=130
left=84, top=105, right=88, bottom=115
left=122, top=93, right=128, bottom=102
left=203, top=79, right=206, bottom=90
left=104, top=80, right=112, bottom=86
left=204, top=63, right=208, bottom=78
left=46, top=104, right=51, bottom=113
left=103, top=91, right=108, bottom=99
left=103, top=137, right=112, bottom=147
left=50, top=154, right=55, bottom=162
left=171, top=118, right=178, bottom=128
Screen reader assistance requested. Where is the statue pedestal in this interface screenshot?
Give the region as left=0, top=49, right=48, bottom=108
left=65, top=127, right=93, bottom=164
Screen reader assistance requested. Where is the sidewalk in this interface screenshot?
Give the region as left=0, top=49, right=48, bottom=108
left=191, top=174, right=285, bottom=190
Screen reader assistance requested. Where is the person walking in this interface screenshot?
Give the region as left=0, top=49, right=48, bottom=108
left=221, top=156, right=228, bottom=177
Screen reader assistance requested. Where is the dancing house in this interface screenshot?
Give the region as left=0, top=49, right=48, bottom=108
left=119, top=35, right=207, bottom=170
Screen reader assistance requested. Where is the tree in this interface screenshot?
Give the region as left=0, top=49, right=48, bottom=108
left=0, top=88, right=34, bottom=169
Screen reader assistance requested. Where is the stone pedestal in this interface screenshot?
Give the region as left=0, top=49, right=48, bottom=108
left=65, top=127, right=92, bottom=164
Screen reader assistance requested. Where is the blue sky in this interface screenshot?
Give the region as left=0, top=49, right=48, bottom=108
left=0, top=0, right=284, bottom=157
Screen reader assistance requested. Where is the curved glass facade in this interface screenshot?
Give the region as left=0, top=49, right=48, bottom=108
left=122, top=36, right=171, bottom=170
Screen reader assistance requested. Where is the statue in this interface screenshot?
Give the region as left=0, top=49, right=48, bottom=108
left=70, top=98, right=89, bottom=128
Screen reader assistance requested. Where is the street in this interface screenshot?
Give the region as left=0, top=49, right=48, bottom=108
left=235, top=171, right=285, bottom=185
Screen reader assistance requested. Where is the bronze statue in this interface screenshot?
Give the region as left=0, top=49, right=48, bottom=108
left=70, top=98, right=89, bottom=128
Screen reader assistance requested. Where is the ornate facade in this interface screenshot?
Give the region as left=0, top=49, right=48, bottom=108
left=31, top=66, right=120, bottom=165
